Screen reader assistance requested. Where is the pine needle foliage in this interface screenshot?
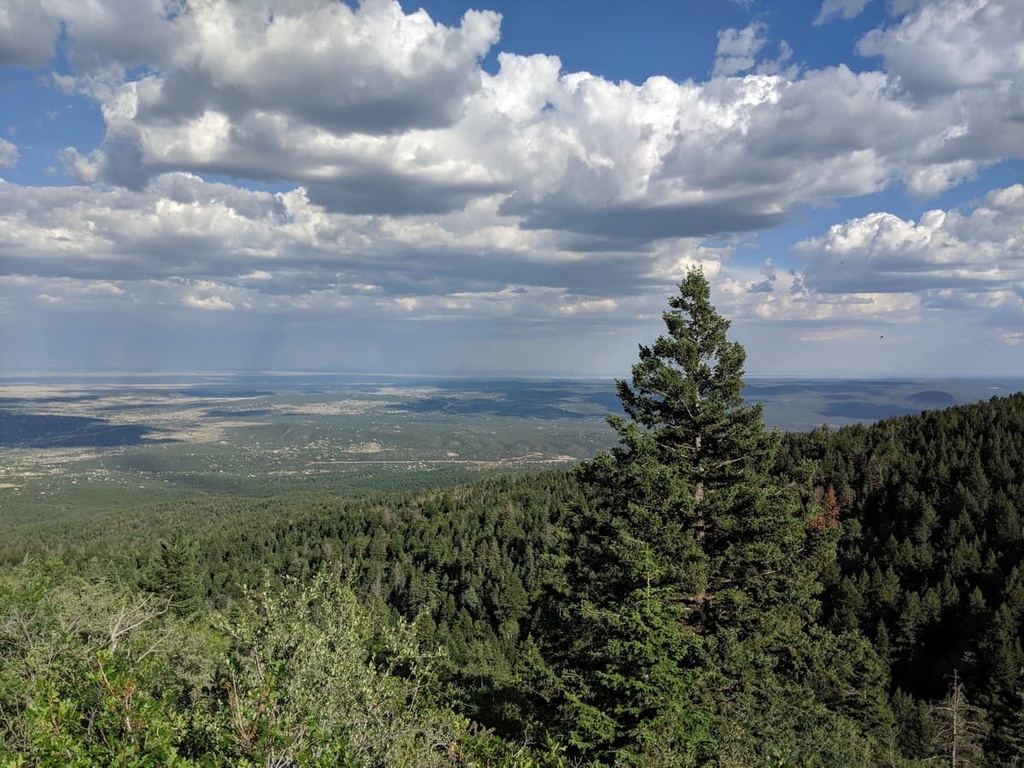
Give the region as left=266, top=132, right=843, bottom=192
left=548, top=269, right=886, bottom=765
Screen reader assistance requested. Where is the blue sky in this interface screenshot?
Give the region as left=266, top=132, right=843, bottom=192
left=1, top=0, right=1022, bottom=376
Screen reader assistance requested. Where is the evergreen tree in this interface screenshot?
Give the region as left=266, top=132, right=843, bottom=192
left=141, top=529, right=205, bottom=616
left=547, top=269, right=884, bottom=764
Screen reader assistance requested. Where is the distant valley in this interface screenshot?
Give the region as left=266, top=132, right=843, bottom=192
left=2, top=372, right=1022, bottom=522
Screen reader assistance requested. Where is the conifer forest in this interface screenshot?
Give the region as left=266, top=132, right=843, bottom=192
left=4, top=270, right=1024, bottom=766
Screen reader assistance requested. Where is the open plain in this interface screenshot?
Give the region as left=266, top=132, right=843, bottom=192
left=3, top=372, right=1021, bottom=526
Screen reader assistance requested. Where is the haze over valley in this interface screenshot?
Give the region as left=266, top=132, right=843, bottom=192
left=3, top=372, right=1020, bottom=521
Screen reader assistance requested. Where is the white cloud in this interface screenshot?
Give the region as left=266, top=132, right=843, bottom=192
left=55, top=0, right=187, bottom=74
left=692, top=184, right=1024, bottom=368
left=559, top=298, right=618, bottom=315
left=146, top=0, right=498, bottom=132
left=713, top=24, right=768, bottom=77
left=58, top=147, right=100, bottom=182
left=794, top=184, right=1024, bottom=298
left=0, top=0, right=1000, bottom=236
left=0, top=175, right=692, bottom=324
left=0, top=138, right=18, bottom=168
left=1000, top=330, right=1024, bottom=347
left=48, top=0, right=500, bottom=191
left=718, top=267, right=922, bottom=325
left=0, top=0, right=59, bottom=67
left=2, top=0, right=1024, bottom=374
left=182, top=294, right=235, bottom=311
left=814, top=0, right=870, bottom=26
left=859, top=0, right=1023, bottom=98
left=0, top=275, right=129, bottom=312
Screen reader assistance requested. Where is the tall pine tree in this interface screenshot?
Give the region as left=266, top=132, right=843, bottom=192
left=545, top=269, right=888, bottom=765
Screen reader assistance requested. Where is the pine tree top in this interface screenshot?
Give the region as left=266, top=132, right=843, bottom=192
left=613, top=268, right=769, bottom=476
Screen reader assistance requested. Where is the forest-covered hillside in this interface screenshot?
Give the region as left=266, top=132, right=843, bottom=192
left=3, top=271, right=1023, bottom=766
left=782, top=391, right=1024, bottom=762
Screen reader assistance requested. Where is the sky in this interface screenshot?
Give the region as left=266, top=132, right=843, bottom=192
left=0, top=0, right=1022, bottom=378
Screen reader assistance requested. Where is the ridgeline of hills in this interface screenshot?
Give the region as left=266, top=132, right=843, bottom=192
left=3, top=272, right=1023, bottom=765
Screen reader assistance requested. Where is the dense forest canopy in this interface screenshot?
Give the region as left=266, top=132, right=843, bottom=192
left=3, top=270, right=1024, bottom=765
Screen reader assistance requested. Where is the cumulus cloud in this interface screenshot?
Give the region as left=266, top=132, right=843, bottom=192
left=182, top=293, right=235, bottom=311
left=698, top=182, right=1024, bottom=371
left=2, top=0, right=1024, bottom=374
left=0, top=0, right=1004, bottom=237
left=693, top=184, right=1024, bottom=366
left=0, top=174, right=690, bottom=326
left=67, top=0, right=503, bottom=201
left=859, top=0, right=1023, bottom=98
left=719, top=265, right=922, bottom=326
left=0, top=0, right=59, bottom=67
left=713, top=23, right=768, bottom=77
left=129, top=0, right=498, bottom=132
left=0, top=138, right=18, bottom=168
left=856, top=2, right=1023, bottom=196
left=794, top=184, right=1024, bottom=297
left=58, top=147, right=100, bottom=182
